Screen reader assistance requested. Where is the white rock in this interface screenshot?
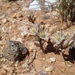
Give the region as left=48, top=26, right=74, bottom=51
left=68, top=64, right=72, bottom=67
left=2, top=27, right=5, bottom=32
left=29, top=0, right=57, bottom=10
left=45, top=66, right=54, bottom=72
left=46, top=0, right=57, bottom=3
left=2, top=18, right=8, bottom=24
left=0, top=13, right=5, bottom=19
left=8, top=18, right=16, bottom=23
left=50, top=57, right=56, bottom=62
left=29, top=0, right=41, bottom=10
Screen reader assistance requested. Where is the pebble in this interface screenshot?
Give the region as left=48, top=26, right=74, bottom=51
left=67, top=64, right=72, bottom=67
left=8, top=18, right=16, bottom=23
left=39, top=71, right=49, bottom=75
left=0, top=13, right=5, bottom=19
left=2, top=18, right=8, bottom=24
left=50, top=57, right=56, bottom=63
left=1, top=27, right=5, bottom=32
left=45, top=66, right=54, bottom=72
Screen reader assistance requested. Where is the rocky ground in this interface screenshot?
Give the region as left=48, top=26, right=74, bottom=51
left=0, top=0, right=75, bottom=75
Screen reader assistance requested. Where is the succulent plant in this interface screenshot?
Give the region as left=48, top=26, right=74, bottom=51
left=30, top=24, right=49, bottom=52
left=50, top=30, right=73, bottom=50
left=30, top=24, right=49, bottom=41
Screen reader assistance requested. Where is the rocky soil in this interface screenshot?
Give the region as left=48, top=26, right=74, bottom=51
left=0, top=0, right=75, bottom=75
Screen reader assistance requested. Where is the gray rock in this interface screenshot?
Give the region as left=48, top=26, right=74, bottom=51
left=40, top=71, right=49, bottom=75
left=0, top=13, right=5, bottom=19
left=3, top=40, right=29, bottom=61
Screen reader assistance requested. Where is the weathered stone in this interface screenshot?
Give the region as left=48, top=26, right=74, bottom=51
left=45, top=66, right=54, bottom=72
left=3, top=40, right=29, bottom=61
left=50, top=57, right=56, bottom=63
left=0, top=13, right=5, bottom=19
left=2, top=18, right=8, bottom=24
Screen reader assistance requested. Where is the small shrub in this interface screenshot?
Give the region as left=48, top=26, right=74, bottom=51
left=57, top=0, right=75, bottom=22
left=50, top=30, right=73, bottom=50
left=30, top=24, right=49, bottom=52
left=30, top=24, right=49, bottom=41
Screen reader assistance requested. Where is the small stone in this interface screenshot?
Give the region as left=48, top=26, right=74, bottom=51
left=8, top=18, right=16, bottom=23
left=50, top=57, right=56, bottom=63
left=68, top=64, right=72, bottom=67
left=2, top=27, right=5, bottom=32
left=39, top=71, right=49, bottom=75
left=2, top=18, right=8, bottom=24
left=0, top=13, right=5, bottom=19
left=14, top=61, right=19, bottom=67
left=45, top=66, right=54, bottom=72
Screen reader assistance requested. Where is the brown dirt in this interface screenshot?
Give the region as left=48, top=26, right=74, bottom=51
left=0, top=0, right=75, bottom=75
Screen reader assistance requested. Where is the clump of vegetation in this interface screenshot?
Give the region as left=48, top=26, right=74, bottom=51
left=50, top=30, right=73, bottom=51
left=57, top=0, right=75, bottom=23
left=30, top=24, right=49, bottom=52
left=30, top=24, right=49, bottom=40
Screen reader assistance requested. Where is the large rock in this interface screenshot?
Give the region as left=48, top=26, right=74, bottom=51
left=29, top=0, right=41, bottom=10
left=29, top=0, right=57, bottom=11
left=3, top=40, right=29, bottom=61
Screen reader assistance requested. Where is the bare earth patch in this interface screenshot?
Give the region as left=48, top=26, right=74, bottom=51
left=0, top=0, right=75, bottom=75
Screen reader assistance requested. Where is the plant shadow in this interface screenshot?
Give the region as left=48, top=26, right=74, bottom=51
left=40, top=39, right=61, bottom=54
left=62, top=47, right=75, bottom=63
